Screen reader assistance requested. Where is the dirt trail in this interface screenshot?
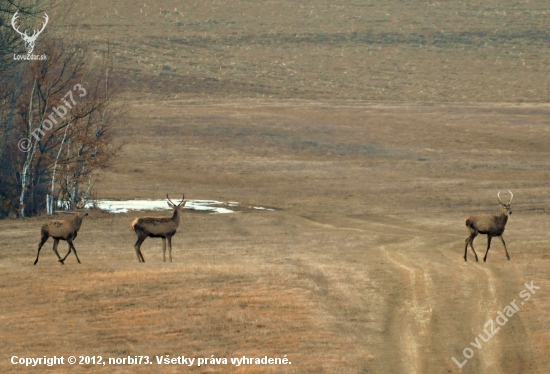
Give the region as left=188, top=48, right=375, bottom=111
left=296, top=209, right=544, bottom=373
left=1, top=101, right=549, bottom=373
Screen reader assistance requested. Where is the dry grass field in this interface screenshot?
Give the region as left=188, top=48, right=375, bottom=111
left=2, top=1, right=550, bottom=373
left=66, top=0, right=550, bottom=102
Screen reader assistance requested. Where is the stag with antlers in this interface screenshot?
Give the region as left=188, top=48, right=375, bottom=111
left=464, top=190, right=514, bottom=262
left=130, top=194, right=186, bottom=263
left=11, top=11, right=49, bottom=54
left=34, top=201, right=88, bottom=265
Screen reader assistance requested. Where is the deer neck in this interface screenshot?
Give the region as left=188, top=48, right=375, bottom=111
left=72, top=215, right=83, bottom=230
left=498, top=212, right=509, bottom=226
left=171, top=209, right=181, bottom=227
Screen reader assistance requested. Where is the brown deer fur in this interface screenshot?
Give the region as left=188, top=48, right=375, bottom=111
left=130, top=194, right=186, bottom=262
left=464, top=191, right=513, bottom=262
left=34, top=205, right=88, bottom=265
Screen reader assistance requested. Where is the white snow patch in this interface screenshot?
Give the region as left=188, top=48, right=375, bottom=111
left=86, top=199, right=235, bottom=214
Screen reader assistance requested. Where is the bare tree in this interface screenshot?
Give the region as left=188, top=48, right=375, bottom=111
left=1, top=38, right=124, bottom=218
left=44, top=44, right=124, bottom=213
left=1, top=0, right=123, bottom=219
left=0, top=0, right=52, bottom=218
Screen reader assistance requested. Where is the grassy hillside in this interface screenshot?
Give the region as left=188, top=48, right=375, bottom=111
left=3, top=101, right=550, bottom=374
left=2, top=2, right=550, bottom=373
left=65, top=0, right=550, bottom=102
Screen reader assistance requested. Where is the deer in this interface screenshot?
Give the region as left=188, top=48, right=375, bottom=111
left=11, top=11, right=49, bottom=54
left=130, top=194, right=186, bottom=263
left=464, top=190, right=513, bottom=262
left=34, top=201, right=88, bottom=265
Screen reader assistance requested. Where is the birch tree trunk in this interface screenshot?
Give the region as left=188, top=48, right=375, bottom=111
left=19, top=79, right=38, bottom=218
left=47, top=122, right=71, bottom=214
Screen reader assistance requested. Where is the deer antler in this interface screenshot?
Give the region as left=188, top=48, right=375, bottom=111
left=11, top=11, right=48, bottom=54
left=167, top=194, right=176, bottom=206
left=497, top=190, right=513, bottom=205
left=167, top=194, right=185, bottom=206
left=11, top=11, right=48, bottom=38
left=11, top=11, right=27, bottom=38
left=31, top=13, right=49, bottom=39
left=66, top=193, right=86, bottom=210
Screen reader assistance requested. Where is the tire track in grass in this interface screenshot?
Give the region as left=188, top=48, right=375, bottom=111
left=381, top=240, right=434, bottom=374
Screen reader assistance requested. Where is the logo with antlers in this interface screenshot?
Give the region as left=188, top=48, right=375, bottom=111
left=11, top=11, right=49, bottom=54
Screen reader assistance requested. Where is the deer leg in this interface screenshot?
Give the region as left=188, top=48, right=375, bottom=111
left=483, top=236, right=492, bottom=262
left=500, top=235, right=510, bottom=260
left=465, top=233, right=479, bottom=262
left=134, top=236, right=146, bottom=262
left=167, top=236, right=173, bottom=263
left=162, top=237, right=167, bottom=262
left=470, top=231, right=478, bottom=262
left=469, top=240, right=479, bottom=262
left=34, top=235, right=49, bottom=265
left=65, top=238, right=81, bottom=264
left=61, top=242, right=72, bottom=263
left=51, top=238, right=64, bottom=264
left=70, top=241, right=82, bottom=264
left=464, top=236, right=470, bottom=261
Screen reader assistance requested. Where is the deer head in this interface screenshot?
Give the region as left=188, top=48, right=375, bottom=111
left=11, top=11, right=49, bottom=54
left=65, top=194, right=88, bottom=218
left=497, top=190, right=513, bottom=216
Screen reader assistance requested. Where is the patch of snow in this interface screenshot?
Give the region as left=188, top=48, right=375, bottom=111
left=86, top=199, right=235, bottom=214
left=85, top=199, right=274, bottom=214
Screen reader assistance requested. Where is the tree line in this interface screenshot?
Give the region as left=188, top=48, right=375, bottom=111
left=0, top=0, right=124, bottom=218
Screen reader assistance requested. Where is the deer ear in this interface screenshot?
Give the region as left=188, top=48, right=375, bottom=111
left=167, top=202, right=174, bottom=208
